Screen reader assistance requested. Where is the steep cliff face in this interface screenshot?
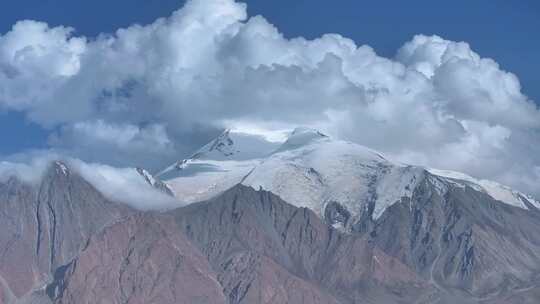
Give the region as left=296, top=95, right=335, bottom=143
left=173, top=185, right=433, bottom=304
left=57, top=214, right=227, bottom=304
left=0, top=162, right=129, bottom=303
left=362, top=173, right=540, bottom=301
left=2, top=160, right=540, bottom=304
left=169, top=180, right=540, bottom=303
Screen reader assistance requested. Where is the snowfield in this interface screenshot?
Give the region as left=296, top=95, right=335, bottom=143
left=155, top=127, right=540, bottom=221
left=427, top=168, right=540, bottom=210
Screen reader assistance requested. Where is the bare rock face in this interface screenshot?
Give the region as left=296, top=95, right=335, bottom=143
left=173, top=185, right=433, bottom=304
left=0, top=162, right=129, bottom=303
left=360, top=173, right=540, bottom=302
left=57, top=214, right=227, bottom=304
left=217, top=251, right=340, bottom=304
left=3, top=161, right=540, bottom=304
left=0, top=177, right=40, bottom=302
left=135, top=168, right=174, bottom=196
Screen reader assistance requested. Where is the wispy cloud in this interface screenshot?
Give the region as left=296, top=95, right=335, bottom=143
left=0, top=154, right=182, bottom=210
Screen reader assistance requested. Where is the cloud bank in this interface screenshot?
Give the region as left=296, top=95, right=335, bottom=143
left=1, top=0, right=539, bottom=196
left=0, top=154, right=181, bottom=210
left=69, top=159, right=181, bottom=210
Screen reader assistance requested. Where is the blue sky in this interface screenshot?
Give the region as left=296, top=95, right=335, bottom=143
left=1, top=0, right=540, bottom=196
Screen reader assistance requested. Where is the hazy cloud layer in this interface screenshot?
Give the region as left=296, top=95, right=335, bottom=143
left=70, top=159, right=182, bottom=210
left=1, top=0, right=539, bottom=196
left=48, top=120, right=178, bottom=170
left=0, top=154, right=182, bottom=210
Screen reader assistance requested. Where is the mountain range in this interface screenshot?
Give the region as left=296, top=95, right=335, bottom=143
left=2, top=128, right=540, bottom=303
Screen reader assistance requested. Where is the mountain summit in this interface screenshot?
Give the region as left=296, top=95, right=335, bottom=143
left=3, top=128, right=540, bottom=303
left=157, top=127, right=540, bottom=229
left=155, top=129, right=279, bottom=202
left=275, top=127, right=329, bottom=151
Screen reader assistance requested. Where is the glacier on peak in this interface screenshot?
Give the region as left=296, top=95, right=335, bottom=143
left=275, top=127, right=329, bottom=152
left=242, top=133, right=424, bottom=221
left=156, top=127, right=540, bottom=224
left=427, top=168, right=540, bottom=210
left=154, top=129, right=279, bottom=202
left=156, top=129, right=279, bottom=178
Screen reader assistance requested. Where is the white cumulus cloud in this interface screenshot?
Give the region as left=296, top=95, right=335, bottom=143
left=0, top=0, right=539, bottom=197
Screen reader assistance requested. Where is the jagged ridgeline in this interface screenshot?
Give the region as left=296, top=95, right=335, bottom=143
left=2, top=129, right=540, bottom=304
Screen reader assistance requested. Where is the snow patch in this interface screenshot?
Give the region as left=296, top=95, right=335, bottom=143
left=243, top=135, right=423, bottom=220
left=158, top=127, right=540, bottom=222
left=373, top=166, right=424, bottom=219
left=428, top=168, right=540, bottom=210
left=55, top=161, right=69, bottom=176
left=276, top=127, right=328, bottom=152
left=136, top=167, right=156, bottom=186
left=164, top=159, right=259, bottom=203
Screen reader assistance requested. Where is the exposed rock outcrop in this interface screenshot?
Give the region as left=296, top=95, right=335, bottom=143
left=173, top=185, right=433, bottom=304
left=58, top=214, right=227, bottom=304
left=2, top=162, right=540, bottom=303
left=0, top=162, right=129, bottom=303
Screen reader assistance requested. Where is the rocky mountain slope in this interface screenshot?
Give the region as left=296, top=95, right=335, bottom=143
left=56, top=214, right=227, bottom=304
left=2, top=129, right=540, bottom=303
left=0, top=162, right=130, bottom=303
left=172, top=185, right=434, bottom=304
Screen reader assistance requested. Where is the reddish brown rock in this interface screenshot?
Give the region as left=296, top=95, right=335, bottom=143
left=0, top=163, right=129, bottom=303
left=3, top=162, right=540, bottom=303
left=173, top=185, right=432, bottom=304
left=58, top=214, right=227, bottom=304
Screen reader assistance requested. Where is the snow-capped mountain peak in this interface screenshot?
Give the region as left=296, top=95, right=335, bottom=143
left=428, top=168, right=540, bottom=210
left=242, top=133, right=424, bottom=222
left=194, top=129, right=237, bottom=160
left=155, top=129, right=280, bottom=202
left=157, top=129, right=281, bottom=178
left=156, top=129, right=242, bottom=176
left=276, top=127, right=329, bottom=151
left=156, top=126, right=540, bottom=229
